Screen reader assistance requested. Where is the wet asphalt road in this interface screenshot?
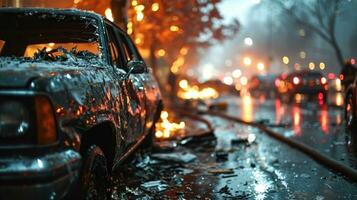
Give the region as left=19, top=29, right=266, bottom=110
left=110, top=94, right=357, bottom=199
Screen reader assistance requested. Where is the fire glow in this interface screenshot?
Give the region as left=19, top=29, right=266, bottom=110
left=155, top=110, right=185, bottom=139
left=177, top=80, right=219, bottom=100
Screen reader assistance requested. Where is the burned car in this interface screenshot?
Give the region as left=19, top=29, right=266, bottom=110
left=0, top=8, right=162, bottom=199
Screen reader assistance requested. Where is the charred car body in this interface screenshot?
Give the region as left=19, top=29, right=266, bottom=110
left=0, top=8, right=162, bottom=199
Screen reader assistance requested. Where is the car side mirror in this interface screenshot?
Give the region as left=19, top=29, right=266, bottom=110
left=127, top=60, right=146, bottom=74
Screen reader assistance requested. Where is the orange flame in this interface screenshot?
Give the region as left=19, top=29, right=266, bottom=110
left=177, top=80, right=219, bottom=100
left=155, top=110, right=185, bottom=139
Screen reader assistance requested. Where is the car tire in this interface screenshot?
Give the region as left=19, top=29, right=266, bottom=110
left=141, top=102, right=163, bottom=151
left=141, top=122, right=155, bottom=151
left=81, top=145, right=109, bottom=200
left=345, top=92, right=356, bottom=131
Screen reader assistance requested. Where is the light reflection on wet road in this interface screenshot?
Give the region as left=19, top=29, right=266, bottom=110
left=112, top=94, right=357, bottom=199
left=223, top=94, right=357, bottom=169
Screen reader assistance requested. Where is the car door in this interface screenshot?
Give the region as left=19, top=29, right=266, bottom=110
left=114, top=29, right=148, bottom=141
left=104, top=23, right=137, bottom=161
left=117, top=30, right=161, bottom=137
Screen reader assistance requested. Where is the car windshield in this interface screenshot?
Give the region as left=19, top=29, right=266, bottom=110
left=0, top=11, right=101, bottom=62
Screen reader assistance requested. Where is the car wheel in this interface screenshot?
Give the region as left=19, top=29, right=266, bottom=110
left=141, top=123, right=155, bottom=151
left=345, top=93, right=356, bottom=130
left=81, top=145, right=109, bottom=200
left=141, top=103, right=162, bottom=151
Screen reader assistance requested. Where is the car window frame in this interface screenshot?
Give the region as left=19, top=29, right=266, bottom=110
left=104, top=21, right=126, bottom=70
left=116, top=28, right=144, bottom=62
left=104, top=19, right=147, bottom=72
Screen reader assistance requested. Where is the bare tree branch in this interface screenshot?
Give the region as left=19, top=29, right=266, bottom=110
left=272, top=0, right=347, bottom=67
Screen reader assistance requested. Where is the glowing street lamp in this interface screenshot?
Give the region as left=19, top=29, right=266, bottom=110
left=257, top=62, right=265, bottom=71
left=243, top=57, right=252, bottom=66
left=240, top=76, right=248, bottom=86
left=232, top=69, right=242, bottom=78
left=319, top=62, right=325, bottom=70
left=282, top=56, right=289, bottom=64
left=299, top=51, right=306, bottom=59
left=244, top=37, right=253, bottom=46
left=223, top=76, right=233, bottom=85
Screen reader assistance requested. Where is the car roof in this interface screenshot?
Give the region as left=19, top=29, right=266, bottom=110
left=0, top=7, right=103, bottom=20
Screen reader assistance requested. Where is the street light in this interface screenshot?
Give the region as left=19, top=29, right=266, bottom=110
left=240, top=76, right=248, bottom=86
left=299, top=51, right=306, bottom=59
left=257, top=62, right=265, bottom=71
left=243, top=57, right=252, bottom=66
left=223, top=76, right=233, bottom=85
left=282, top=56, right=289, bottom=64
left=319, top=62, right=325, bottom=70
left=232, top=69, right=242, bottom=78
left=308, top=62, right=315, bottom=70
left=244, top=37, right=253, bottom=46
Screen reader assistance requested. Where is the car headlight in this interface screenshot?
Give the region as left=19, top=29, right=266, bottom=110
left=0, top=101, right=30, bottom=138
left=0, top=95, right=57, bottom=146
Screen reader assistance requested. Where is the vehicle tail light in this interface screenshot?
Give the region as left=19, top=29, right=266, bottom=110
left=293, top=76, right=300, bottom=85
left=339, top=74, right=344, bottom=80
left=35, top=96, right=57, bottom=145
left=318, top=92, right=324, bottom=100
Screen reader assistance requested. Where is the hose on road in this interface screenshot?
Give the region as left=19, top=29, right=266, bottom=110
left=198, top=109, right=357, bottom=183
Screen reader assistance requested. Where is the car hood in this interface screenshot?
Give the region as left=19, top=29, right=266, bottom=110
left=0, top=57, right=103, bottom=88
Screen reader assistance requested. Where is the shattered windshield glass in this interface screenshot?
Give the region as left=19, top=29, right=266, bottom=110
left=0, top=12, right=101, bottom=62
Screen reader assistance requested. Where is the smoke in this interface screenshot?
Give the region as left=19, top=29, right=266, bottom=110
left=196, top=0, right=357, bottom=81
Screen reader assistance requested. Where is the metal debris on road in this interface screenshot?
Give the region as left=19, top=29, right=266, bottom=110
left=151, top=152, right=197, bottom=163
left=208, top=168, right=234, bottom=174
left=140, top=180, right=168, bottom=192
left=231, top=133, right=256, bottom=145
left=215, top=151, right=229, bottom=162
left=247, top=133, right=256, bottom=144
left=218, top=185, right=231, bottom=195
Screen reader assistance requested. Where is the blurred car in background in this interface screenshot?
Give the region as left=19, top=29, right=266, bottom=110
left=248, top=74, right=278, bottom=98
left=328, top=77, right=343, bottom=93
left=276, top=71, right=328, bottom=103
left=344, top=76, right=357, bottom=130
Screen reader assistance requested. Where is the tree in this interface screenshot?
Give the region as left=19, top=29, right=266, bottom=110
left=126, top=0, right=239, bottom=79
left=111, top=0, right=129, bottom=30
left=272, top=0, right=351, bottom=67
